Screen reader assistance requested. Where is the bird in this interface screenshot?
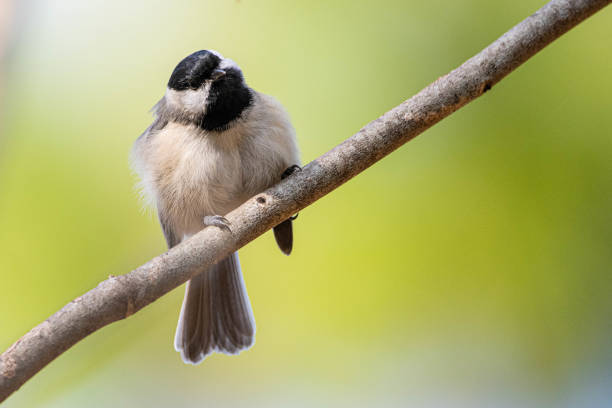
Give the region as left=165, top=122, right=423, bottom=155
left=130, top=50, right=300, bottom=364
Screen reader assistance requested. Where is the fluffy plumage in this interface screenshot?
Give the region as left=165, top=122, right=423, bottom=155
left=131, top=50, right=300, bottom=363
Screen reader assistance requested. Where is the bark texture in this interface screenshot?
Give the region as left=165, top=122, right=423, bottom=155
left=1, top=0, right=610, bottom=402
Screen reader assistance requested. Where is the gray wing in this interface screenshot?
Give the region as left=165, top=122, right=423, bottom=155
left=273, top=165, right=300, bottom=255
left=159, top=213, right=179, bottom=249
left=273, top=218, right=293, bottom=255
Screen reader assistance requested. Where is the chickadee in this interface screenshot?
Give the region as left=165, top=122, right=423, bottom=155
left=131, top=50, right=300, bottom=364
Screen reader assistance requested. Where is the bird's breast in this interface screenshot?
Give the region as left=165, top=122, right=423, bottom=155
left=131, top=91, right=299, bottom=239
left=148, top=123, right=246, bottom=235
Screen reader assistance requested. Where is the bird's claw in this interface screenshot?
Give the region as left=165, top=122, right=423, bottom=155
left=281, top=164, right=302, bottom=180
left=203, top=215, right=232, bottom=233
left=282, top=165, right=302, bottom=220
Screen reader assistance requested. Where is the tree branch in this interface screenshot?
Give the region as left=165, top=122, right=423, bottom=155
left=1, top=0, right=610, bottom=402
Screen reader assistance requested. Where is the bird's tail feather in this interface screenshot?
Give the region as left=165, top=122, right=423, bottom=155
left=174, top=252, right=255, bottom=364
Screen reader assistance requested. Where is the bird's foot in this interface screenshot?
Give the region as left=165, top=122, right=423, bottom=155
left=282, top=165, right=301, bottom=220
left=203, top=215, right=232, bottom=233
left=281, top=164, right=302, bottom=180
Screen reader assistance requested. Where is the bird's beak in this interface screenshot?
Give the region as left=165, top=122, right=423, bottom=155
left=211, top=69, right=226, bottom=80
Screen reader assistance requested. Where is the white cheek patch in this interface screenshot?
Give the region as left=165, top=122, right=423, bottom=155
left=219, top=58, right=239, bottom=72
left=208, top=49, right=224, bottom=60
left=208, top=50, right=239, bottom=73
left=165, top=82, right=212, bottom=115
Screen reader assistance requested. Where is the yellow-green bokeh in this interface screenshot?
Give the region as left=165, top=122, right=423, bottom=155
left=1, top=0, right=611, bottom=406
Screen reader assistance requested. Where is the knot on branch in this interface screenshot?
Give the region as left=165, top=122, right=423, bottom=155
left=125, top=298, right=136, bottom=318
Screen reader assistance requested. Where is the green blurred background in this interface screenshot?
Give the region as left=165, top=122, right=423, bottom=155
left=1, top=0, right=611, bottom=406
